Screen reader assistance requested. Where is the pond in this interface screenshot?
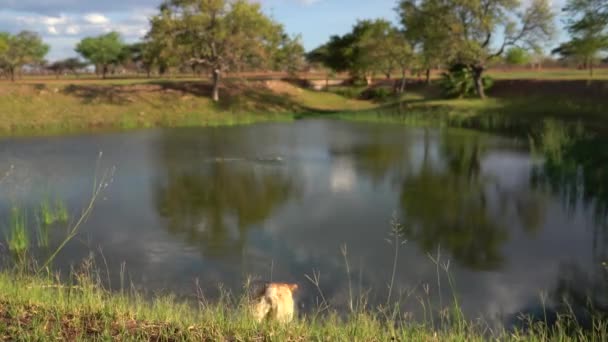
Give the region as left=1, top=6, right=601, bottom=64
left=0, top=119, right=606, bottom=326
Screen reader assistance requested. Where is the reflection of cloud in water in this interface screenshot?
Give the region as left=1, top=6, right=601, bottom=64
left=330, top=158, right=356, bottom=193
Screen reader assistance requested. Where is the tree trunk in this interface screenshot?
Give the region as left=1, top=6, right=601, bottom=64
left=385, top=72, right=391, bottom=80
left=399, top=69, right=407, bottom=94
left=212, top=68, right=221, bottom=102
left=425, top=68, right=431, bottom=85
left=472, top=65, right=486, bottom=99
left=102, top=65, right=108, bottom=79
left=10, top=68, right=15, bottom=82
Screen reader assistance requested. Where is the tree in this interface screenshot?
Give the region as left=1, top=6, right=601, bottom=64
left=272, top=34, right=306, bottom=75
left=400, top=0, right=555, bottom=98
left=456, top=0, right=555, bottom=98
left=553, top=0, right=608, bottom=78
left=150, top=0, right=288, bottom=102
left=398, top=0, right=454, bottom=84
left=505, top=47, right=531, bottom=66
left=76, top=32, right=125, bottom=79
left=385, top=30, right=414, bottom=93
left=0, top=31, right=49, bottom=81
left=311, top=20, right=413, bottom=86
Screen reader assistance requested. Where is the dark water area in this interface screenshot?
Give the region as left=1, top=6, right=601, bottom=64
left=0, top=119, right=606, bottom=327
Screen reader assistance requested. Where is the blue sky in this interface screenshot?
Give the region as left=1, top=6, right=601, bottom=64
left=0, top=0, right=566, bottom=61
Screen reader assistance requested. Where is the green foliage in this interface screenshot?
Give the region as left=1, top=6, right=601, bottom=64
left=361, top=87, right=394, bottom=101
left=553, top=0, right=608, bottom=77
left=505, top=47, right=531, bottom=66
left=398, top=0, right=453, bottom=74
left=38, top=197, right=69, bottom=225
left=399, top=0, right=555, bottom=98
left=439, top=64, right=494, bottom=98
left=7, top=207, right=29, bottom=254
left=0, top=31, right=49, bottom=81
left=310, top=19, right=412, bottom=83
left=272, top=34, right=306, bottom=74
left=151, top=0, right=290, bottom=101
left=76, top=32, right=125, bottom=78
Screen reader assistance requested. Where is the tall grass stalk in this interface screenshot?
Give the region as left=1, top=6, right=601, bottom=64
left=38, top=153, right=115, bottom=273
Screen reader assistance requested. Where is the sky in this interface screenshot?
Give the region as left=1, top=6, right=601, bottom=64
left=0, top=0, right=567, bottom=62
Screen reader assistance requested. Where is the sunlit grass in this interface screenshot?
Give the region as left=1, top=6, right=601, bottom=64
left=38, top=197, right=69, bottom=226
left=6, top=207, right=29, bottom=255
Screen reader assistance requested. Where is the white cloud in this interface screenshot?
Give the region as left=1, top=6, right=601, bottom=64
left=47, top=26, right=58, bottom=35
left=83, top=13, right=109, bottom=24
left=43, top=15, right=67, bottom=26
left=66, top=25, right=80, bottom=35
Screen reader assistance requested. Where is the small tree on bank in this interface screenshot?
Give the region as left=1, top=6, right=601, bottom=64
left=150, top=0, right=290, bottom=102
left=76, top=32, right=125, bottom=79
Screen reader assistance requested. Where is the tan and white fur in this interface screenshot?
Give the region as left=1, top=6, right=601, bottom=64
left=251, top=282, right=298, bottom=323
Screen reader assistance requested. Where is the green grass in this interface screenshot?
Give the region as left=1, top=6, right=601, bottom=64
left=0, top=260, right=606, bottom=341
left=325, top=84, right=608, bottom=136
left=6, top=207, right=29, bottom=255
left=38, top=197, right=69, bottom=226
left=0, top=79, right=380, bottom=135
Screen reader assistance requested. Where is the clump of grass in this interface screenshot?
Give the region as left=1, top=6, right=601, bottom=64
left=38, top=197, right=69, bottom=225
left=7, top=206, right=29, bottom=254
left=55, top=199, right=69, bottom=222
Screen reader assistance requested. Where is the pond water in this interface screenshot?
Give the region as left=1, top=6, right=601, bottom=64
left=0, top=119, right=606, bottom=326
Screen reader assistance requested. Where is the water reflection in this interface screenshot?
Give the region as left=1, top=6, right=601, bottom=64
left=400, top=132, right=505, bottom=270
left=154, top=128, right=297, bottom=258
left=0, top=120, right=607, bottom=327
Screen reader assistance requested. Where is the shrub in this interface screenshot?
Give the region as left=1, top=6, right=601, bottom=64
left=361, top=87, right=393, bottom=101
left=439, top=64, right=493, bottom=98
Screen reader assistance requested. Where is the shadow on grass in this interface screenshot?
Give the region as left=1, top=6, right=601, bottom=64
left=61, top=80, right=304, bottom=113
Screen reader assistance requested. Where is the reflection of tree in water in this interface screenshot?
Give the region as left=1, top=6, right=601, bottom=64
left=329, top=127, right=411, bottom=184
left=510, top=223, right=608, bottom=329
left=154, top=129, right=296, bottom=258
left=531, top=137, right=608, bottom=223
left=400, top=131, right=509, bottom=270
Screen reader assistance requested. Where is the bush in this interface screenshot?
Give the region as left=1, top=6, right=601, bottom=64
left=361, top=87, right=393, bottom=101
left=439, top=64, right=493, bottom=98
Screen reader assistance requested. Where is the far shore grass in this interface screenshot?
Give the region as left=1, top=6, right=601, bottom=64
left=1, top=74, right=608, bottom=137
left=0, top=78, right=375, bottom=135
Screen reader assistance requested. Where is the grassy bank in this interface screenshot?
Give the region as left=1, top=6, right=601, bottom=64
left=0, top=79, right=375, bottom=135
left=2, top=77, right=608, bottom=136
left=326, top=79, right=608, bottom=134
left=0, top=267, right=606, bottom=341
